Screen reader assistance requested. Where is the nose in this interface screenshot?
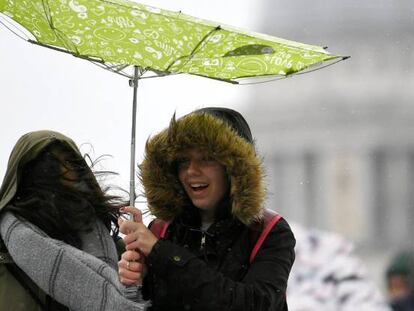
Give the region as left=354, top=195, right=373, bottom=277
left=186, top=160, right=201, bottom=175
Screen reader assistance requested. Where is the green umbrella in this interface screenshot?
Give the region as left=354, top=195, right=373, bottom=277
left=0, top=0, right=348, bottom=207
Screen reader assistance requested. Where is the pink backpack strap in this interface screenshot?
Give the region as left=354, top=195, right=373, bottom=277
left=249, top=209, right=282, bottom=264
left=149, top=219, right=171, bottom=239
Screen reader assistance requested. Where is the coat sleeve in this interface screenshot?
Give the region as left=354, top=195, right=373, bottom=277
left=145, top=218, right=295, bottom=311
left=0, top=212, right=149, bottom=311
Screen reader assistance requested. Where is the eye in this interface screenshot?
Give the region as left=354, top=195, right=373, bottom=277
left=63, top=158, right=84, bottom=171
left=202, top=155, right=215, bottom=162
left=201, top=156, right=217, bottom=165
left=176, top=158, right=190, bottom=170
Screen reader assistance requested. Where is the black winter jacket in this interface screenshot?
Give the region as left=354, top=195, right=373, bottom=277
left=143, top=206, right=295, bottom=310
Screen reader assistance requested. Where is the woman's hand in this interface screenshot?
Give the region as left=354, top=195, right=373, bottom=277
left=118, top=206, right=158, bottom=256
left=118, top=250, right=147, bottom=285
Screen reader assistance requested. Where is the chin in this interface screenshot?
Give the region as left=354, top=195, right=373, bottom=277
left=193, top=202, right=212, bottom=211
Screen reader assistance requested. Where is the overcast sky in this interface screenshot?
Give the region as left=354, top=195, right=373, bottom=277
left=0, top=0, right=262, bottom=198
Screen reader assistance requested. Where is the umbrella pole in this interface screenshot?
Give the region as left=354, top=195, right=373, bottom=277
left=129, top=66, right=140, bottom=210
left=124, top=66, right=147, bottom=304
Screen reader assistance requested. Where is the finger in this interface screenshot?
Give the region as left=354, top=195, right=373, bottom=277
left=119, top=277, right=140, bottom=286
left=119, top=260, right=143, bottom=273
left=120, top=250, right=141, bottom=262
left=118, top=217, right=124, bottom=227
left=125, top=241, right=141, bottom=251
left=119, top=268, right=142, bottom=282
left=119, top=272, right=142, bottom=286
left=123, top=232, right=139, bottom=246
left=119, top=221, right=140, bottom=235
left=122, top=206, right=143, bottom=223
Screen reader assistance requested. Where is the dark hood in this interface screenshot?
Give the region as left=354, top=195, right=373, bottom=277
left=0, top=130, right=81, bottom=211
left=140, top=111, right=266, bottom=225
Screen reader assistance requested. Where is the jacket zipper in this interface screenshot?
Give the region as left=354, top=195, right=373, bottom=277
left=200, top=232, right=206, bottom=251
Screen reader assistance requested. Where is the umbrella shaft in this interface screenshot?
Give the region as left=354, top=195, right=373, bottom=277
left=130, top=66, right=140, bottom=210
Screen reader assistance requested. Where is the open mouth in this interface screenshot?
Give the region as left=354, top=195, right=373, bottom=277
left=190, top=183, right=209, bottom=192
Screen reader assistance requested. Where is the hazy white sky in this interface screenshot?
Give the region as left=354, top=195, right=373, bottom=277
left=0, top=0, right=260, bottom=196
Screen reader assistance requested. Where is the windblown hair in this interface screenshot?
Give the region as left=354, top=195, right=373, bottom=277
left=6, top=142, right=123, bottom=249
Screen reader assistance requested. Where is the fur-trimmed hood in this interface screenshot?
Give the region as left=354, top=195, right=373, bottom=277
left=140, top=111, right=266, bottom=225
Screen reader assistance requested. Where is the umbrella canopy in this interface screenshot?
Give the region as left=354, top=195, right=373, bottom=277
left=0, top=0, right=346, bottom=82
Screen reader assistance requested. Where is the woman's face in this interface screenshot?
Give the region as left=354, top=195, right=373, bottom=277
left=177, top=149, right=229, bottom=213
left=17, top=144, right=93, bottom=196
left=53, top=151, right=78, bottom=183
left=47, top=146, right=89, bottom=190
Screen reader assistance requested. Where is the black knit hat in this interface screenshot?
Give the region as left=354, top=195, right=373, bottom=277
left=194, top=107, right=254, bottom=144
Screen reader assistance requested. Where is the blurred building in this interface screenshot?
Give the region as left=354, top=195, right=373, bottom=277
left=242, top=0, right=414, bottom=289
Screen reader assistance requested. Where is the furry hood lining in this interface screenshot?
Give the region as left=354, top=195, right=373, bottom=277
left=140, top=112, right=265, bottom=225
